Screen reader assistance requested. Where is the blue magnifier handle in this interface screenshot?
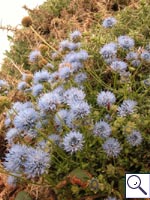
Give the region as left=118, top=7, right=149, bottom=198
left=139, top=186, right=147, bottom=195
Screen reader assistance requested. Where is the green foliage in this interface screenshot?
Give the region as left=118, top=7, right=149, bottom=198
left=5, top=37, right=30, bottom=69
left=15, top=191, right=32, bottom=200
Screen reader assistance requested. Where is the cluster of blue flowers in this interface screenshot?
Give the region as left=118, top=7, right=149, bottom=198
left=100, top=18, right=150, bottom=77
left=3, top=19, right=146, bottom=199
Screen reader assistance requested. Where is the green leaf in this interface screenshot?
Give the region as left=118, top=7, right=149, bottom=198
left=69, top=168, right=91, bottom=181
left=15, top=191, right=32, bottom=200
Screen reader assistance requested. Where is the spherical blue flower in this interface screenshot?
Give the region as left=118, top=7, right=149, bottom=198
left=118, top=35, right=134, bottom=49
left=70, top=101, right=90, bottom=119
left=59, top=40, right=80, bottom=51
left=5, top=128, right=19, bottom=144
left=100, top=42, right=117, bottom=60
left=9, top=102, right=33, bottom=118
left=70, top=30, right=81, bottom=41
left=32, top=84, right=43, bottom=96
left=118, top=99, right=137, bottom=117
left=140, top=50, right=150, bottom=62
left=63, top=51, right=79, bottom=63
left=55, top=109, right=68, bottom=127
left=64, top=50, right=88, bottom=63
left=110, top=61, right=127, bottom=72
left=63, top=131, right=84, bottom=154
left=126, top=52, right=138, bottom=60
left=38, top=92, right=61, bottom=112
left=14, top=108, right=39, bottom=131
left=102, top=137, right=122, bottom=157
left=93, top=120, right=111, bottom=139
left=131, top=59, right=141, bottom=67
left=102, top=17, right=117, bottom=28
left=3, top=144, right=28, bottom=173
left=97, top=91, right=116, bottom=107
left=58, top=66, right=72, bottom=79
left=29, top=49, right=41, bottom=62
left=77, top=50, right=89, bottom=61
left=63, top=87, right=86, bottom=105
left=74, top=72, right=87, bottom=84
left=24, top=148, right=50, bottom=178
left=33, top=70, right=50, bottom=84
left=52, top=86, right=64, bottom=102
left=70, top=61, right=83, bottom=72
left=127, top=130, right=142, bottom=146
left=17, top=81, right=27, bottom=91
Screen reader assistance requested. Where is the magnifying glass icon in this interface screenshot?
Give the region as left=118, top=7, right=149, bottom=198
left=127, top=175, right=147, bottom=195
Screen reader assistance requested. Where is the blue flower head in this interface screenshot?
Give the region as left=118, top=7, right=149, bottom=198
left=131, top=59, right=141, bottom=67
left=102, top=17, right=117, bottom=28
left=140, top=50, right=150, bottom=62
left=29, top=49, right=41, bottom=62
left=17, top=81, right=27, bottom=91
left=77, top=50, right=89, bottom=61
left=127, top=130, right=142, bottom=146
left=3, top=144, right=28, bottom=173
left=93, top=120, right=111, bottom=139
left=71, top=61, right=83, bottom=72
left=32, top=84, right=43, bottom=96
left=74, top=72, right=87, bottom=84
left=24, top=148, right=50, bottom=178
left=118, top=99, right=137, bottom=117
left=14, top=108, right=39, bottom=131
left=110, top=61, right=127, bottom=73
left=118, top=35, right=135, bottom=49
left=58, top=66, right=72, bottom=79
left=63, top=87, right=86, bottom=105
left=70, top=101, right=90, bottom=119
left=97, top=91, right=116, bottom=107
left=102, top=137, right=122, bottom=157
left=100, top=42, right=117, bottom=60
left=70, top=30, right=81, bottom=41
left=59, top=40, right=80, bottom=51
left=63, top=131, right=84, bottom=154
left=33, top=70, right=50, bottom=84
left=126, top=52, right=138, bottom=60
left=52, top=86, right=64, bottom=102
left=38, top=92, right=61, bottom=112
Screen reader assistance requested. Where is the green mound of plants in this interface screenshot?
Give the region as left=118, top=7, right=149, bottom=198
left=0, top=0, right=150, bottom=200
